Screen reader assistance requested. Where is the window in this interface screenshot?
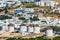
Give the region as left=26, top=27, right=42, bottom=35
left=0, top=3, right=1, bottom=5
left=0, top=27, right=2, bottom=30
left=3, top=3, right=6, bottom=4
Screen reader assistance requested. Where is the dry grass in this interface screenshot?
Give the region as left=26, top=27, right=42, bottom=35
left=56, top=0, right=60, bottom=3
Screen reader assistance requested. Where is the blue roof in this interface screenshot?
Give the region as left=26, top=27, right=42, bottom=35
left=14, top=9, right=25, bottom=13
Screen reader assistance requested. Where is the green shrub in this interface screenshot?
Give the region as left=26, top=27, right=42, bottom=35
left=29, top=38, right=35, bottom=40
left=0, top=15, right=12, bottom=20
left=36, top=37, right=46, bottom=40
left=30, top=16, right=39, bottom=21
left=6, top=38, right=16, bottom=40
left=17, top=38, right=22, bottom=40
left=19, top=17, right=25, bottom=20
left=53, top=36, right=60, bottom=40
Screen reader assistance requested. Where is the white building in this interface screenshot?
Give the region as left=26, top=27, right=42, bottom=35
left=20, top=24, right=27, bottom=32
left=0, top=22, right=8, bottom=32
left=51, top=8, right=60, bottom=13
left=20, top=0, right=34, bottom=2
left=24, top=8, right=34, bottom=13
left=34, top=0, right=56, bottom=7
left=34, top=25, right=40, bottom=33
left=8, top=23, right=15, bottom=32
left=28, top=24, right=34, bottom=33
left=14, top=0, right=21, bottom=6
left=46, top=28, right=53, bottom=36
left=2, top=24, right=8, bottom=32
left=0, top=1, right=16, bottom=8
left=0, top=1, right=6, bottom=8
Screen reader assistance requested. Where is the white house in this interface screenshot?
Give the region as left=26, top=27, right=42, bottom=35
left=20, top=0, right=34, bottom=2
left=14, top=0, right=21, bottom=6
left=34, top=25, right=40, bottom=33
left=0, top=1, right=6, bottom=8
left=46, top=28, right=53, bottom=36
left=51, top=8, right=60, bottom=13
left=20, top=24, right=27, bottom=32
left=8, top=23, right=15, bottom=32
left=28, top=24, right=34, bottom=33
left=0, top=1, right=16, bottom=8
left=3, top=26, right=8, bottom=32
left=24, top=8, right=34, bottom=13
left=34, top=0, right=56, bottom=7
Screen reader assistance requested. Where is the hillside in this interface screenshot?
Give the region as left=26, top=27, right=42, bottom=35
left=56, top=0, right=60, bottom=3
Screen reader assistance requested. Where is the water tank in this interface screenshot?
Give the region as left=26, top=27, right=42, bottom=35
left=34, top=27, right=40, bottom=33
left=21, top=32, right=28, bottom=36
left=15, top=24, right=20, bottom=28
left=46, top=29, right=53, bottom=36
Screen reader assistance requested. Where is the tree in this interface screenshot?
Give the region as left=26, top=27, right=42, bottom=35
left=26, top=3, right=34, bottom=8
left=17, top=38, right=22, bottom=40
left=24, top=38, right=29, bottom=40
left=4, top=4, right=9, bottom=14
left=36, top=37, right=46, bottom=40
left=6, top=38, right=16, bottom=40
left=30, top=16, right=39, bottom=21
left=50, top=26, right=60, bottom=31
left=17, top=38, right=28, bottom=40
left=19, top=17, right=26, bottom=20
left=29, top=38, right=35, bottom=40
left=0, top=15, right=12, bottom=20
left=53, top=36, right=60, bottom=40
